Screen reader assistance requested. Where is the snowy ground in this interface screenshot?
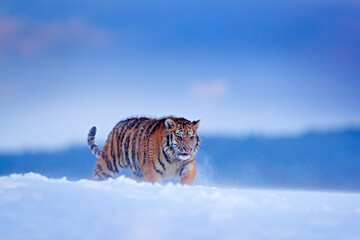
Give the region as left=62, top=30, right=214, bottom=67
left=1, top=173, right=360, bottom=240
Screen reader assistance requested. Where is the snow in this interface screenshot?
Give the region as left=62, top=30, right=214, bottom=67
left=1, top=173, right=360, bottom=240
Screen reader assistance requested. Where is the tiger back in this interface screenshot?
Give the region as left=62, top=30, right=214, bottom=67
left=88, top=116, right=201, bottom=185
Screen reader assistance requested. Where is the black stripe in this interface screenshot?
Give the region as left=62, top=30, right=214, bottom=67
left=97, top=164, right=113, bottom=179
left=133, top=171, right=144, bottom=178
left=136, top=120, right=152, bottom=163
left=94, top=148, right=100, bottom=156
left=117, top=129, right=126, bottom=168
left=117, top=119, right=137, bottom=168
left=179, top=164, right=187, bottom=177
left=93, top=173, right=102, bottom=181
left=117, top=119, right=132, bottom=158
left=127, top=119, right=140, bottom=132
left=170, top=134, right=174, bottom=147
left=140, top=120, right=157, bottom=166
left=94, top=167, right=100, bottom=175
left=124, top=134, right=131, bottom=168
left=90, top=144, right=97, bottom=151
left=115, top=121, right=127, bottom=164
left=89, top=127, right=96, bottom=136
left=149, top=121, right=161, bottom=136
left=94, top=170, right=104, bottom=181
left=195, top=136, right=200, bottom=150
left=162, top=149, right=172, bottom=164
left=87, top=137, right=94, bottom=145
left=94, top=168, right=100, bottom=177
left=143, top=121, right=162, bottom=167
left=158, top=152, right=166, bottom=170
left=179, top=160, right=194, bottom=177
left=109, top=132, right=115, bottom=170
left=142, top=120, right=158, bottom=165
left=103, top=153, right=114, bottom=173
left=166, top=135, right=170, bottom=146
left=154, top=165, right=164, bottom=176
left=131, top=120, right=144, bottom=172
left=111, top=131, right=119, bottom=173
left=143, top=120, right=157, bottom=140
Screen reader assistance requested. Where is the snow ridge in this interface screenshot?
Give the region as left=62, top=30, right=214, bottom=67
left=1, top=173, right=360, bottom=240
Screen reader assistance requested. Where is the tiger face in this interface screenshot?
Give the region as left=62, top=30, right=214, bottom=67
left=165, top=118, right=201, bottom=161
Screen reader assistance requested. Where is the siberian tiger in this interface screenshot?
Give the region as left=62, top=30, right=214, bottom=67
left=87, top=116, right=201, bottom=185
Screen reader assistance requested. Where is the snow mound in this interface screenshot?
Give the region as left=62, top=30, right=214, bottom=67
left=1, top=173, right=360, bottom=240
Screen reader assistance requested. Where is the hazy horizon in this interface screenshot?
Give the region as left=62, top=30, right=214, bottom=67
left=1, top=125, right=359, bottom=153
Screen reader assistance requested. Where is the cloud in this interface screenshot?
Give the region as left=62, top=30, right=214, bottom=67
left=0, top=16, right=111, bottom=58
left=190, top=80, right=229, bottom=98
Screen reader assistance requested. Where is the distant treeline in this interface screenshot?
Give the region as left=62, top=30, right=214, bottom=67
left=1, top=129, right=360, bottom=192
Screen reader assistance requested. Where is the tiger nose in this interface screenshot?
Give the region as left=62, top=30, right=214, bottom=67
left=183, top=147, right=192, bottom=155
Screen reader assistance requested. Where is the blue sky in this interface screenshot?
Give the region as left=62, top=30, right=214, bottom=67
left=0, top=0, right=360, bottom=151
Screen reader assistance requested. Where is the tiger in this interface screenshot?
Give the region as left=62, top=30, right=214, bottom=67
left=87, top=116, right=201, bottom=185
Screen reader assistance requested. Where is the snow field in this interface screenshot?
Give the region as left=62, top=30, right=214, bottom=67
left=1, top=173, right=360, bottom=240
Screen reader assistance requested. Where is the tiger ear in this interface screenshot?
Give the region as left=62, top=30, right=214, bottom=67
left=165, top=119, right=176, bottom=131
left=192, top=120, right=200, bottom=130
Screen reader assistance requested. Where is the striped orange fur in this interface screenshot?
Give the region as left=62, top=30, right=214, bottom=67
left=88, top=116, right=201, bottom=185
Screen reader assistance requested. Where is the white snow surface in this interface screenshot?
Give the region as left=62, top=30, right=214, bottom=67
left=1, top=173, right=360, bottom=240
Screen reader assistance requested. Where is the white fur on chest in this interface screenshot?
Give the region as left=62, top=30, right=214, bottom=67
left=162, top=160, right=192, bottom=179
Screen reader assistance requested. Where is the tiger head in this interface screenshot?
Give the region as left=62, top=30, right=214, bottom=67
left=165, top=118, right=201, bottom=161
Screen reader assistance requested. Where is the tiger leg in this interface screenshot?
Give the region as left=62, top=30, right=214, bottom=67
left=92, top=156, right=118, bottom=181
left=144, top=173, right=162, bottom=184
left=132, top=171, right=145, bottom=183
left=179, top=160, right=197, bottom=185
left=143, top=166, right=162, bottom=184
